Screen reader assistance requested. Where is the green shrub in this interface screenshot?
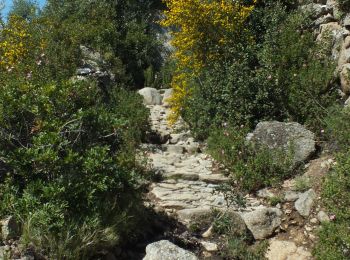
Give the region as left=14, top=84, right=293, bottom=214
left=314, top=150, right=350, bottom=259
left=0, top=74, right=149, bottom=257
left=224, top=238, right=268, bottom=260
left=208, top=127, right=293, bottom=193
left=314, top=222, right=350, bottom=260
left=324, top=105, right=350, bottom=151
left=182, top=3, right=336, bottom=139
left=294, top=176, right=312, bottom=192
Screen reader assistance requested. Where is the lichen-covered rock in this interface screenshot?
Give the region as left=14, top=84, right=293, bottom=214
left=317, top=22, right=343, bottom=61
left=138, top=87, right=162, bottom=105
left=295, top=189, right=316, bottom=217
left=241, top=207, right=282, bottom=240
left=247, top=121, right=316, bottom=168
left=143, top=240, right=198, bottom=260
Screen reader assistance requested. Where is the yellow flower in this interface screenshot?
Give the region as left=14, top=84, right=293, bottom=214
left=161, top=0, right=256, bottom=123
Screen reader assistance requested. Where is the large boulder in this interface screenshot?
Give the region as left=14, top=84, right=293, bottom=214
left=241, top=207, right=282, bottom=240
left=143, top=240, right=198, bottom=260
left=138, top=87, right=162, bottom=105
left=247, top=121, right=316, bottom=168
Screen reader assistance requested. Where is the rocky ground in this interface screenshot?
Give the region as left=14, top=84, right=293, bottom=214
left=138, top=87, right=336, bottom=260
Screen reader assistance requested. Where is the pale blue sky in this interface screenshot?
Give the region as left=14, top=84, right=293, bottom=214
left=2, top=0, right=46, bottom=17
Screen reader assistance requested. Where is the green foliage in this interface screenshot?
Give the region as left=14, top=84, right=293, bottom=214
left=9, top=0, right=39, bottom=20
left=208, top=127, right=293, bottom=193
left=211, top=211, right=268, bottom=260
left=324, top=105, right=350, bottom=151
left=268, top=196, right=283, bottom=206
left=294, top=176, right=312, bottom=192
left=43, top=0, right=164, bottom=88
left=0, top=63, right=149, bottom=257
left=225, top=238, right=268, bottom=260
left=314, top=150, right=350, bottom=259
left=182, top=3, right=336, bottom=139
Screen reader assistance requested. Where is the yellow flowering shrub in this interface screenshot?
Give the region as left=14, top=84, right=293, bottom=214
left=0, top=15, right=31, bottom=69
left=161, top=0, right=255, bottom=124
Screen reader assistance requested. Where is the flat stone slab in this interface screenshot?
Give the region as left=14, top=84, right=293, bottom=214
left=143, top=240, right=198, bottom=260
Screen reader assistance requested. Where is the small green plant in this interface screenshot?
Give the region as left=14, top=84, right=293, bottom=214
left=324, top=105, right=350, bottom=152
left=314, top=150, right=350, bottom=259
left=224, top=237, right=268, bottom=260
left=268, top=196, right=283, bottom=206
left=208, top=127, right=293, bottom=193
left=294, top=176, right=312, bottom=192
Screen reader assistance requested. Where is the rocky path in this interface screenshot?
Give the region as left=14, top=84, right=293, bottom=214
left=138, top=87, right=334, bottom=260
left=141, top=90, right=262, bottom=226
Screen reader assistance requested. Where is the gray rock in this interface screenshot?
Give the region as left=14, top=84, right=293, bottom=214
left=76, top=67, right=94, bottom=76
left=177, top=208, right=211, bottom=224
left=164, top=145, right=184, bottom=154
left=345, top=96, right=350, bottom=107
left=1, top=216, right=20, bottom=240
left=302, top=4, right=332, bottom=18
left=339, top=35, right=350, bottom=63
left=200, top=241, right=218, bottom=252
left=143, top=240, right=198, bottom=260
left=295, top=189, right=316, bottom=217
left=284, top=191, right=301, bottom=202
left=266, top=239, right=312, bottom=260
left=317, top=22, right=343, bottom=61
left=169, top=133, right=189, bottom=144
left=241, top=207, right=282, bottom=240
left=317, top=211, right=330, bottom=223
left=343, top=13, right=350, bottom=27
left=162, top=88, right=173, bottom=107
left=257, top=188, right=275, bottom=199
left=247, top=121, right=316, bottom=168
left=340, top=64, right=350, bottom=94
left=138, top=87, right=162, bottom=105
left=314, top=14, right=336, bottom=27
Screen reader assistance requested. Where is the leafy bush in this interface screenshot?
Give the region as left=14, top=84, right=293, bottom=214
left=43, top=0, right=165, bottom=88
left=324, top=105, right=350, bottom=151
left=0, top=68, right=149, bottom=257
left=224, top=237, right=268, bottom=260
left=207, top=127, right=293, bottom=192
left=314, top=150, right=350, bottom=259
left=182, top=3, right=336, bottom=139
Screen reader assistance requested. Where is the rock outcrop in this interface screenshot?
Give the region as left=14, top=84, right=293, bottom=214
left=247, top=121, right=316, bottom=168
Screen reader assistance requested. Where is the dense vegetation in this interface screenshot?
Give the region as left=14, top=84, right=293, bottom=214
left=0, top=0, right=350, bottom=259
left=0, top=0, right=164, bottom=258
left=161, top=0, right=348, bottom=259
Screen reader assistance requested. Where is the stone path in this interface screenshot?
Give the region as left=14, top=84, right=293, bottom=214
left=141, top=90, right=260, bottom=225
left=139, top=88, right=317, bottom=259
